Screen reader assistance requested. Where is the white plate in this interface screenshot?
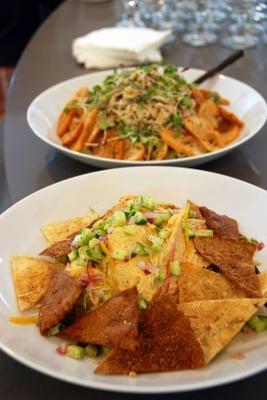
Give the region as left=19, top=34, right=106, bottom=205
left=1, top=167, right=267, bottom=393
left=27, top=68, right=267, bottom=168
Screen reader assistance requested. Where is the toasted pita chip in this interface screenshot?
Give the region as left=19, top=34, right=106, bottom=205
left=95, top=295, right=204, bottom=374
left=59, top=288, right=139, bottom=350
left=259, top=271, right=267, bottom=295
left=178, top=262, right=246, bottom=302
left=178, top=298, right=265, bottom=364
left=199, top=206, right=242, bottom=239
left=39, top=269, right=83, bottom=334
left=184, top=116, right=224, bottom=152
left=193, top=236, right=261, bottom=297
left=42, top=215, right=98, bottom=245
left=11, top=256, right=63, bottom=312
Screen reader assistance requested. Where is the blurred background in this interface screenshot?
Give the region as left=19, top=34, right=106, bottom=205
left=0, top=0, right=63, bottom=119
left=1, top=0, right=267, bottom=119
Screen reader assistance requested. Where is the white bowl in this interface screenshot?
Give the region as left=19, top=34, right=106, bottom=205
left=27, top=68, right=267, bottom=168
left=1, top=167, right=267, bottom=393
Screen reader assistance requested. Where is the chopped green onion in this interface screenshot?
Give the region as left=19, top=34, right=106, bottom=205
left=66, top=345, right=85, bottom=360
left=112, top=249, right=128, bottom=261
left=133, top=211, right=147, bottom=225
left=170, top=261, right=181, bottom=276
left=112, top=211, right=127, bottom=227
left=138, top=298, right=148, bottom=310
left=247, top=315, right=267, bottom=333
left=85, top=344, right=100, bottom=358
left=123, top=225, right=136, bottom=235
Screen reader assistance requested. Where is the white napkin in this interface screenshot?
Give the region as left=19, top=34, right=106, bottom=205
left=72, top=27, right=172, bottom=69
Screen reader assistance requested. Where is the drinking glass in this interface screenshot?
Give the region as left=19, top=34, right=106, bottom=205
left=117, top=0, right=144, bottom=27
left=221, top=0, right=263, bottom=49
left=182, top=0, right=218, bottom=47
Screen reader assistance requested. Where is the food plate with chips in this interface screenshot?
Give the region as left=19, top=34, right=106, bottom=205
left=27, top=66, right=267, bottom=168
left=1, top=167, right=267, bottom=393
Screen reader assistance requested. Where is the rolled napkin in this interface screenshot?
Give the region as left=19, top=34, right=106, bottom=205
left=72, top=27, right=172, bottom=69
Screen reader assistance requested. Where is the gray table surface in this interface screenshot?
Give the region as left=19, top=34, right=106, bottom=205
left=1, top=0, right=267, bottom=398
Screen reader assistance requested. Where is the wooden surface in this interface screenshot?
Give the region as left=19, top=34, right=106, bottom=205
left=2, top=0, right=267, bottom=398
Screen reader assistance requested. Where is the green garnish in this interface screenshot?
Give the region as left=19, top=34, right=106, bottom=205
left=188, top=209, right=197, bottom=218
left=154, top=270, right=165, bottom=283
left=66, top=345, right=85, bottom=360
left=112, top=211, right=127, bottom=227
left=68, top=248, right=79, bottom=262
left=247, top=315, right=267, bottom=333
left=170, top=261, right=181, bottom=276
left=140, top=195, right=158, bottom=211
left=133, top=211, right=147, bottom=225
left=123, top=225, right=136, bottom=235
left=47, top=324, right=60, bottom=336
left=87, top=238, right=105, bottom=262
left=85, top=344, right=100, bottom=358
left=131, top=242, right=149, bottom=257
left=112, top=249, right=128, bottom=261
left=138, top=298, right=148, bottom=310
left=159, top=229, right=170, bottom=239
left=148, top=235, right=163, bottom=253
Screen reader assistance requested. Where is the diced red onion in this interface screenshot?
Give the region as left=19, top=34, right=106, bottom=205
left=99, top=236, right=107, bottom=244
left=79, top=274, right=89, bottom=286
left=56, top=343, right=68, bottom=355
left=137, top=261, right=159, bottom=274
left=257, top=241, right=265, bottom=251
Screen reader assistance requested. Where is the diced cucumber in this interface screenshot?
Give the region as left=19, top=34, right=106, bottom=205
left=247, top=315, right=267, bottom=333
left=68, top=248, right=79, bottom=262
left=148, top=235, right=163, bottom=253
left=47, top=324, right=60, bottom=336
left=85, top=344, right=99, bottom=358
left=66, top=345, right=85, bottom=360
left=78, top=246, right=89, bottom=265
left=159, top=229, right=170, bottom=239
left=188, top=210, right=197, bottom=218
left=87, top=238, right=105, bottom=262
left=123, top=225, right=136, bottom=235
left=133, top=211, right=147, bottom=225
left=112, top=211, right=127, bottom=227
left=131, top=242, right=149, bottom=257
left=140, top=195, right=158, bottom=211
left=154, top=212, right=171, bottom=226
left=170, top=261, right=181, bottom=276
left=112, top=249, right=128, bottom=261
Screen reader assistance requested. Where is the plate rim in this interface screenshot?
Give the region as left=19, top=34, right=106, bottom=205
left=26, top=68, right=267, bottom=167
left=1, top=166, right=267, bottom=393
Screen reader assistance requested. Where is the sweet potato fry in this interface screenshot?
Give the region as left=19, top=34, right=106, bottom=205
left=220, top=123, right=240, bottom=145
left=57, top=109, right=76, bottom=137
left=160, top=128, right=197, bottom=157
left=219, top=107, right=244, bottom=127
left=198, top=100, right=219, bottom=130
left=184, top=116, right=223, bottom=152
left=124, top=141, right=145, bottom=160
left=61, top=121, right=83, bottom=146
left=71, top=107, right=98, bottom=152
left=87, top=120, right=100, bottom=144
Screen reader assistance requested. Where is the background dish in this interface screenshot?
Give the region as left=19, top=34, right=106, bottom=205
left=1, top=166, right=267, bottom=393
left=27, top=69, right=267, bottom=168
